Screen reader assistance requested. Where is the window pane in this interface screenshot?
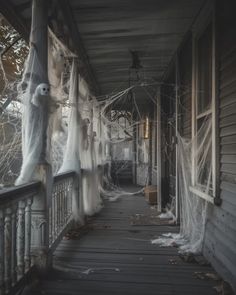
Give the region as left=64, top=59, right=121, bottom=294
left=196, top=116, right=212, bottom=193
left=197, top=23, right=212, bottom=114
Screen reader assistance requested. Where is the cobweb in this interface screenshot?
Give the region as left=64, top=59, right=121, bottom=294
left=0, top=9, right=214, bottom=258
left=0, top=14, right=28, bottom=187
left=0, top=101, right=22, bottom=186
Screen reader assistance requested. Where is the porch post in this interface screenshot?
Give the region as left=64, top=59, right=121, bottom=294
left=156, top=88, right=162, bottom=212
left=175, top=54, right=179, bottom=222
left=148, top=112, right=153, bottom=185
left=29, top=0, right=53, bottom=271
left=132, top=112, right=137, bottom=185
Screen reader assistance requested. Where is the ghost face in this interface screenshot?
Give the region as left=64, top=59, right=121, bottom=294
left=37, top=83, right=50, bottom=96
left=31, top=83, right=50, bottom=107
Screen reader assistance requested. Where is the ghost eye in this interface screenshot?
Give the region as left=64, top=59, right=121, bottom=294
left=43, top=88, right=46, bottom=91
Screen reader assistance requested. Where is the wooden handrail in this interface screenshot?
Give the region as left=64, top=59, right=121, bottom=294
left=0, top=181, right=41, bottom=206
left=0, top=170, right=78, bottom=206
left=53, top=170, right=76, bottom=182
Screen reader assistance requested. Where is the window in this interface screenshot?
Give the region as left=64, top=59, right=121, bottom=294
left=110, top=110, right=132, bottom=140
left=197, top=23, right=212, bottom=115
left=191, top=15, right=216, bottom=201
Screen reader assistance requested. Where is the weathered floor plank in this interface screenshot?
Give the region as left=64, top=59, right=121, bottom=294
left=33, top=186, right=218, bottom=295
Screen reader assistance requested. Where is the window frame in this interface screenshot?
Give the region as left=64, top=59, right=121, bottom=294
left=191, top=2, right=217, bottom=203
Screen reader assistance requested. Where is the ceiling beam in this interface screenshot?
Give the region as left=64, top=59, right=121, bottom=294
left=57, top=0, right=100, bottom=95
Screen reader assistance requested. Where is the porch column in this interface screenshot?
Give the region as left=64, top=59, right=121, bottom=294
left=148, top=109, right=153, bottom=185
left=175, top=54, right=179, bottom=222
left=156, top=88, right=162, bottom=212
left=29, top=0, right=53, bottom=271
left=132, top=111, right=137, bottom=185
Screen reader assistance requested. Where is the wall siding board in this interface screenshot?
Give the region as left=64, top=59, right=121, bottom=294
left=220, top=163, right=236, bottom=174
left=220, top=65, right=236, bottom=82
left=221, top=181, right=236, bottom=193
left=220, top=134, right=236, bottom=145
left=221, top=155, right=236, bottom=164
left=220, top=82, right=236, bottom=98
left=220, top=114, right=236, bottom=128
left=221, top=144, right=236, bottom=155
left=221, top=198, right=236, bottom=218
left=220, top=104, right=236, bottom=118
left=206, top=221, right=236, bottom=256
left=220, top=94, right=236, bottom=108
left=221, top=173, right=236, bottom=185
left=202, top=0, right=236, bottom=291
left=204, top=244, right=236, bottom=290
left=204, top=236, right=236, bottom=277
left=220, top=125, right=236, bottom=138
left=221, top=189, right=236, bottom=206
left=161, top=1, right=236, bottom=289
left=220, top=75, right=236, bottom=90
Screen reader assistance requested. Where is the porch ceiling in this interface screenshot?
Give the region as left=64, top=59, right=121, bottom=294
left=1, top=0, right=203, bottom=98
left=69, top=0, right=203, bottom=95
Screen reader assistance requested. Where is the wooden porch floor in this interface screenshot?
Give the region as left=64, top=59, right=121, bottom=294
left=33, top=186, right=218, bottom=295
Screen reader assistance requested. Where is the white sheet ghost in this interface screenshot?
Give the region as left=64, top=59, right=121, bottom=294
left=82, top=118, right=90, bottom=150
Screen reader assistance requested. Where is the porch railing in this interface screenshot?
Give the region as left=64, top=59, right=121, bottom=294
left=0, top=170, right=76, bottom=295
left=0, top=182, right=41, bottom=295
left=49, top=171, right=75, bottom=250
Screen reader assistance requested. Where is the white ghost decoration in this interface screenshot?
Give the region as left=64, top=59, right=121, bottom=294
left=32, top=83, right=50, bottom=107
left=52, top=48, right=65, bottom=80
left=82, top=118, right=90, bottom=150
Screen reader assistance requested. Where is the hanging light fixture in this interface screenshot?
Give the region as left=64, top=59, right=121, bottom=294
left=144, top=115, right=149, bottom=139
left=129, top=50, right=144, bottom=85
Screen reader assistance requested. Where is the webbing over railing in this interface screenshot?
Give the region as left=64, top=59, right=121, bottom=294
left=49, top=171, right=76, bottom=251
left=0, top=182, right=41, bottom=294
left=0, top=170, right=76, bottom=295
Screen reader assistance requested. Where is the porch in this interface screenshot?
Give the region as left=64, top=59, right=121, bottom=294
left=0, top=0, right=236, bottom=294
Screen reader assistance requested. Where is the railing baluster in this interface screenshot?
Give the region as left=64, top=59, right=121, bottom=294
left=57, top=184, right=61, bottom=233
left=67, top=181, right=70, bottom=217
left=11, top=206, right=17, bottom=286
left=67, top=180, right=70, bottom=217
left=60, top=183, right=63, bottom=227
left=0, top=171, right=76, bottom=293
left=4, top=208, right=12, bottom=293
left=69, top=179, right=73, bottom=215
left=17, top=201, right=26, bottom=280
left=63, top=182, right=68, bottom=223
left=49, top=205, right=52, bottom=245
left=58, top=184, right=61, bottom=229
left=0, top=209, right=4, bottom=295
left=62, top=182, right=65, bottom=224
left=64, top=182, right=66, bottom=223
left=24, top=198, right=33, bottom=272
left=61, top=183, right=64, bottom=224
left=0, top=181, right=41, bottom=293
left=54, top=188, right=58, bottom=239
left=52, top=192, right=55, bottom=244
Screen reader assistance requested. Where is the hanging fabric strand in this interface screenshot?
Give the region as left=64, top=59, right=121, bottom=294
left=59, top=59, right=82, bottom=221
left=15, top=0, right=49, bottom=185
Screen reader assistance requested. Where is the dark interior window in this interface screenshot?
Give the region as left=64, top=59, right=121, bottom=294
left=197, top=22, right=213, bottom=114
